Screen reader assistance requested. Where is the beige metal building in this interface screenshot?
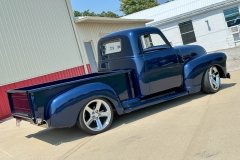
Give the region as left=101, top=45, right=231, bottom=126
left=0, top=0, right=151, bottom=120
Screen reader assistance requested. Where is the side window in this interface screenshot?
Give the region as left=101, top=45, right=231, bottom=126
left=140, top=33, right=167, bottom=50
left=223, top=7, right=240, bottom=27
left=102, top=39, right=121, bottom=55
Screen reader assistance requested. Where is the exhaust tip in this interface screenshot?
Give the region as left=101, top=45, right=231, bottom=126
left=36, top=118, right=43, bottom=125
left=226, top=73, right=231, bottom=79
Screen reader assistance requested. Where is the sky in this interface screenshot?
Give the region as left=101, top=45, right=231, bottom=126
left=70, top=0, right=168, bottom=16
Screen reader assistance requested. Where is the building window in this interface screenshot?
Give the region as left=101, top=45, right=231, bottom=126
left=179, top=20, right=197, bottom=45
left=102, top=39, right=121, bottom=55
left=223, top=7, right=240, bottom=27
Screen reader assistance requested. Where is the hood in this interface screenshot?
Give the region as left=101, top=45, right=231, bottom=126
left=174, top=45, right=207, bottom=62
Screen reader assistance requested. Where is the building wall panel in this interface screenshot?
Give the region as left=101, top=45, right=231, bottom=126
left=0, top=0, right=83, bottom=86
left=192, top=7, right=235, bottom=51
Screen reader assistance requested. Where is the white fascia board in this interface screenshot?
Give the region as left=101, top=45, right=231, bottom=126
left=75, top=16, right=153, bottom=24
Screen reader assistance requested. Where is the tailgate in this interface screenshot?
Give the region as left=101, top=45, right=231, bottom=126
left=7, top=91, right=33, bottom=119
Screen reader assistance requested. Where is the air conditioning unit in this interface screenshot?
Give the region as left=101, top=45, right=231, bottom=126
left=229, top=26, right=240, bottom=34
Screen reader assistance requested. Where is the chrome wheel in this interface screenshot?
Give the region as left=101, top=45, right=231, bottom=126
left=209, top=66, right=220, bottom=90
left=83, top=99, right=112, bottom=132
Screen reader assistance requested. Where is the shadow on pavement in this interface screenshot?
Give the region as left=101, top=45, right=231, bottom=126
left=111, top=83, right=236, bottom=129
left=220, top=83, right=236, bottom=89
left=26, top=83, right=236, bottom=145
left=26, top=125, right=90, bottom=145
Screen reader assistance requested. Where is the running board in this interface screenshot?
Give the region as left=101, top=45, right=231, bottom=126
left=124, top=90, right=188, bottom=113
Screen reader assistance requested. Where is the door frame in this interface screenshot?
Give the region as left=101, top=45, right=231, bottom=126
left=83, top=40, right=98, bottom=73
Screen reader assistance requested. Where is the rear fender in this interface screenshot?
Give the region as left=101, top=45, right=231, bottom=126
left=184, top=52, right=227, bottom=94
left=46, top=82, right=122, bottom=128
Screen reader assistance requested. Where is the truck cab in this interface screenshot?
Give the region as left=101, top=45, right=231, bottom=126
left=98, top=27, right=184, bottom=97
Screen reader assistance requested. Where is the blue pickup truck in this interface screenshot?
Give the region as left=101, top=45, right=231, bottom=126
left=7, top=27, right=230, bottom=134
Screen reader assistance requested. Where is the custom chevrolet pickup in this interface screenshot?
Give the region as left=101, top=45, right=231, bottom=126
left=7, top=27, right=230, bottom=134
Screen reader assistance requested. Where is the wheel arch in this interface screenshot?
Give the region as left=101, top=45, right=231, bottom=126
left=46, top=82, right=123, bottom=128
left=183, top=52, right=227, bottom=94
left=214, top=64, right=225, bottom=78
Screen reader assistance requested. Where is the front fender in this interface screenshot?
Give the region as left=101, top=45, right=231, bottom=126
left=46, top=82, right=122, bottom=128
left=184, top=52, right=227, bottom=94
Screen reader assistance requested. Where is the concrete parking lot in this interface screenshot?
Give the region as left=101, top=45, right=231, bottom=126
left=211, top=46, right=240, bottom=71
left=0, top=70, right=239, bottom=160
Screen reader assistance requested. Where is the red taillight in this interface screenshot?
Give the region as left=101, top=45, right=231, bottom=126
left=11, top=93, right=31, bottom=114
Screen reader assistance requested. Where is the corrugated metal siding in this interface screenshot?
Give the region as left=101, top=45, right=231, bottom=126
left=87, top=64, right=92, bottom=73
left=75, top=22, right=145, bottom=63
left=0, top=0, right=83, bottom=86
left=123, top=0, right=238, bottom=25
left=0, top=65, right=89, bottom=120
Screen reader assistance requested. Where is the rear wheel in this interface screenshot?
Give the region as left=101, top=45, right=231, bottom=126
left=77, top=98, right=113, bottom=135
left=202, top=66, right=220, bottom=93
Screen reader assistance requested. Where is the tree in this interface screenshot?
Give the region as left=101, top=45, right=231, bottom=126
left=74, top=10, right=120, bottom=18
left=98, top=11, right=120, bottom=18
left=120, top=0, right=159, bottom=15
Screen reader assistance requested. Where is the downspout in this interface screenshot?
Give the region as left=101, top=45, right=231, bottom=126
left=64, top=0, right=89, bottom=74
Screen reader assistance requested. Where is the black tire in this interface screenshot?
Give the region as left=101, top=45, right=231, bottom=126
left=77, top=98, right=114, bottom=135
left=201, top=66, right=221, bottom=94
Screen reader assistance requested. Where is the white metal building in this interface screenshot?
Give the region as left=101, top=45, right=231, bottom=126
left=123, top=0, right=240, bottom=52
left=0, top=0, right=151, bottom=120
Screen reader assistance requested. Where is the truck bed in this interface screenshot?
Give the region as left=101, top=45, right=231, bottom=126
left=8, top=72, right=108, bottom=92
left=7, top=70, right=134, bottom=124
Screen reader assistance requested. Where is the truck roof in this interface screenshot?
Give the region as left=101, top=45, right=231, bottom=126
left=102, top=27, right=160, bottom=39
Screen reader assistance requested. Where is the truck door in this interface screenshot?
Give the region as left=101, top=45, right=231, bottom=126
left=141, top=33, right=182, bottom=94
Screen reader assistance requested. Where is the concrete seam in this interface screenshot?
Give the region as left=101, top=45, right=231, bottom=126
left=60, top=136, right=95, bottom=160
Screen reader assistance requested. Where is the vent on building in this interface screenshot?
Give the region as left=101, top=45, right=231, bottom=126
left=229, top=26, right=239, bottom=34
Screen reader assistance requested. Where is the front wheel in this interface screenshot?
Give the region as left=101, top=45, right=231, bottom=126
left=202, top=66, right=221, bottom=93
left=77, top=98, right=114, bottom=135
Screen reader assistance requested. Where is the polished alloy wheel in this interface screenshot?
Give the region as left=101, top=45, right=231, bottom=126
left=83, top=99, right=112, bottom=132
left=208, top=66, right=220, bottom=90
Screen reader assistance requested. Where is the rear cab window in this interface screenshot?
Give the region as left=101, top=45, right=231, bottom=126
left=102, top=39, right=121, bottom=55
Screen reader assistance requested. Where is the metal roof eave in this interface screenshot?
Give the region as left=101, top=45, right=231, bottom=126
left=74, top=16, right=153, bottom=24
left=147, top=0, right=240, bottom=27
